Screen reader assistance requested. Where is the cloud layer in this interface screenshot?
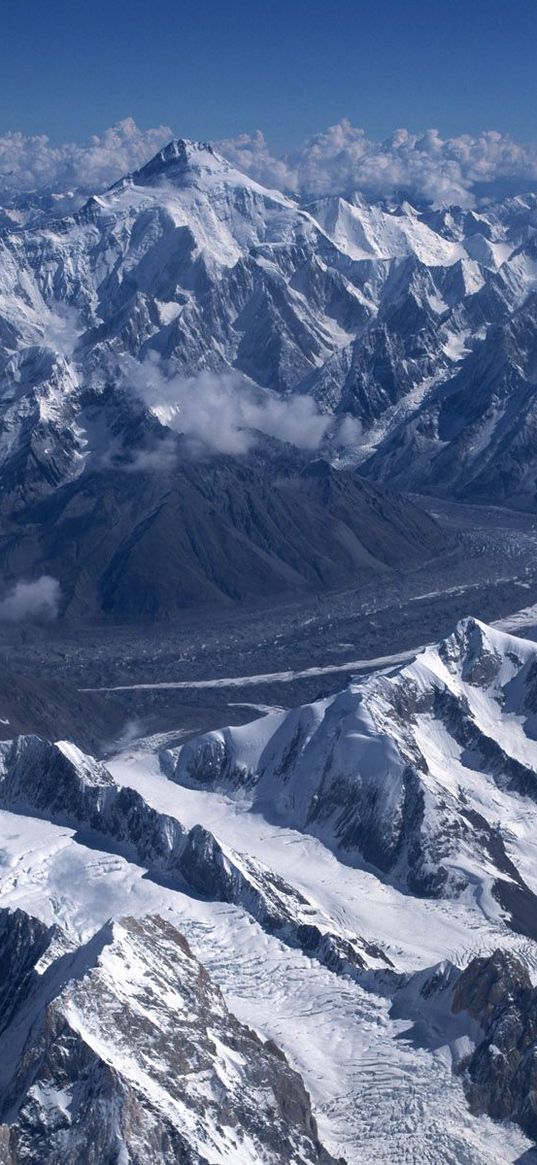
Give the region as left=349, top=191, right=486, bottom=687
left=0, top=118, right=171, bottom=197
left=0, top=576, right=61, bottom=622
left=2, top=117, right=537, bottom=210
left=219, top=122, right=537, bottom=207
left=126, top=357, right=331, bottom=455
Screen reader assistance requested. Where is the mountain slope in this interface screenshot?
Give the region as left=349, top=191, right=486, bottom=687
left=0, top=456, right=445, bottom=620
left=165, top=616, right=537, bottom=934
left=0, top=909, right=338, bottom=1165
left=2, top=619, right=537, bottom=1160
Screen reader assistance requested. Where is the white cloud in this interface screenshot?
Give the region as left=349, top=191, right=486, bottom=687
left=218, top=121, right=537, bottom=207
left=0, top=118, right=172, bottom=196
left=0, top=576, right=61, bottom=622
left=98, top=433, right=179, bottom=473
left=2, top=116, right=537, bottom=211
left=125, top=356, right=331, bottom=455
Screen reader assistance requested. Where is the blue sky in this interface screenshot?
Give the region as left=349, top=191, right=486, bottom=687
left=3, top=0, right=537, bottom=147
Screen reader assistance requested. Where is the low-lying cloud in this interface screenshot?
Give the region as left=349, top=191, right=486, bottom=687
left=0, top=118, right=171, bottom=198
left=219, top=122, right=537, bottom=207
left=3, top=116, right=537, bottom=213
left=97, top=432, right=179, bottom=474
left=0, top=576, right=61, bottom=623
left=126, top=357, right=332, bottom=455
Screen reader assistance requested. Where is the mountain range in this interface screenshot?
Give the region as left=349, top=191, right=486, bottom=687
left=4, top=133, right=537, bottom=1164
left=3, top=139, right=537, bottom=617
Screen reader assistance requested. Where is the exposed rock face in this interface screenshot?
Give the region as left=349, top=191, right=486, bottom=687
left=0, top=910, right=55, bottom=1037
left=386, top=948, right=537, bottom=1146
left=0, top=910, right=341, bottom=1164
left=453, top=949, right=532, bottom=1024
left=452, top=949, right=537, bottom=1141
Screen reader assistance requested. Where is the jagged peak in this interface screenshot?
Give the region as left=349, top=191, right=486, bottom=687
left=426, top=614, right=537, bottom=689
left=436, top=616, right=499, bottom=674
left=131, top=137, right=232, bottom=186
left=452, top=614, right=488, bottom=639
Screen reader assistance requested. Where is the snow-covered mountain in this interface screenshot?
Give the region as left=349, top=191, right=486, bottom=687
left=2, top=139, right=537, bottom=617
left=164, top=616, right=537, bottom=933
left=8, top=123, right=537, bottom=1165
left=4, top=618, right=537, bottom=1160
left=0, top=909, right=338, bottom=1165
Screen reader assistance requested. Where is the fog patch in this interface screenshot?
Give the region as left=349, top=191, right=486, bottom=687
left=97, top=432, right=178, bottom=474
left=43, top=303, right=83, bottom=359
left=0, top=576, right=61, bottom=623
left=125, top=356, right=331, bottom=455
left=333, top=415, right=363, bottom=446
left=106, top=718, right=145, bottom=756
left=126, top=439, right=179, bottom=472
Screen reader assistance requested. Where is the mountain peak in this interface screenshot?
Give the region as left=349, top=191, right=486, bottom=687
left=132, top=137, right=232, bottom=186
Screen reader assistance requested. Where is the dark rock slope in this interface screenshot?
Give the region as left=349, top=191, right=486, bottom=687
left=0, top=456, right=446, bottom=621
left=453, top=949, right=537, bottom=1142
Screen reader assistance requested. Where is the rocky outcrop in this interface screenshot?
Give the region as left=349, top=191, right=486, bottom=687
left=0, top=909, right=56, bottom=1037
left=453, top=949, right=537, bottom=1141
left=0, top=910, right=342, bottom=1164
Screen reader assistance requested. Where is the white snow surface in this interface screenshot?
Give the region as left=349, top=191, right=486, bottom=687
left=3, top=617, right=537, bottom=1161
